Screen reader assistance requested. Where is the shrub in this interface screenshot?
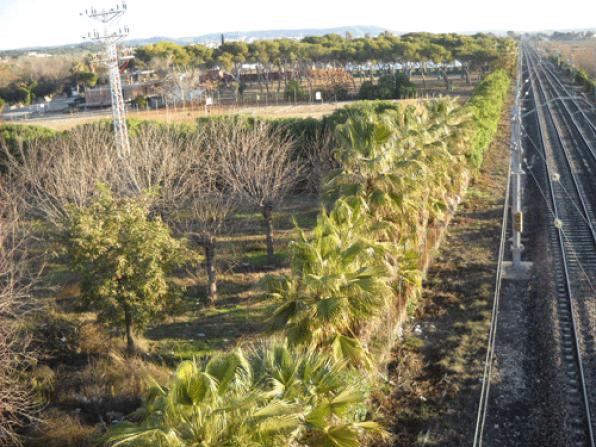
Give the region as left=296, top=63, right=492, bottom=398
left=65, top=185, right=186, bottom=355
left=465, top=69, right=511, bottom=168
left=358, top=72, right=416, bottom=100
left=0, top=123, right=56, bottom=162
left=322, top=83, right=349, bottom=101
left=265, top=199, right=392, bottom=365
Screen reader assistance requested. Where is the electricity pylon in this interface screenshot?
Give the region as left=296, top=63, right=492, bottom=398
left=82, top=2, right=130, bottom=158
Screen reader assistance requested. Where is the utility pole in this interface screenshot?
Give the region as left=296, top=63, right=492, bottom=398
left=82, top=2, right=131, bottom=158
left=504, top=43, right=532, bottom=279
left=511, top=49, right=523, bottom=269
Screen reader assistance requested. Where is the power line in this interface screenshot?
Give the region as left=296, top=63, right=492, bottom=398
left=81, top=1, right=131, bottom=159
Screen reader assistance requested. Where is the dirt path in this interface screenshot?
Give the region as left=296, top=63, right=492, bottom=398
left=376, top=109, right=511, bottom=446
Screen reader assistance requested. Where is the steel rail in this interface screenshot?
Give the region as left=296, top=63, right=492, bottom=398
left=525, top=44, right=595, bottom=447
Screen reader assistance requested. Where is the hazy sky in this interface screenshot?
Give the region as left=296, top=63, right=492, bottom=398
left=0, top=0, right=595, bottom=50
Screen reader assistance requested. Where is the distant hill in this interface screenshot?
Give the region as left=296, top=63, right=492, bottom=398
left=125, top=26, right=391, bottom=46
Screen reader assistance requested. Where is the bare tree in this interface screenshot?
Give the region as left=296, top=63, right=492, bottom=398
left=216, top=120, right=302, bottom=263
left=123, top=123, right=199, bottom=218
left=156, top=128, right=236, bottom=305
left=184, top=189, right=238, bottom=305
left=302, top=127, right=338, bottom=193
left=157, top=67, right=204, bottom=108
left=1, top=126, right=117, bottom=228
left=2, top=123, right=199, bottom=226
left=123, top=123, right=239, bottom=305
left=0, top=190, right=39, bottom=447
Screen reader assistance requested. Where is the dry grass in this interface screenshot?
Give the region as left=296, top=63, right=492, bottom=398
left=20, top=98, right=429, bottom=131
left=25, top=409, right=100, bottom=447
left=19, top=101, right=359, bottom=131
left=543, top=39, right=596, bottom=78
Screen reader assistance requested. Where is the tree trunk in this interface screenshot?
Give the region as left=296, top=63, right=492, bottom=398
left=204, top=238, right=217, bottom=305
left=256, top=67, right=264, bottom=93
left=124, top=305, right=135, bottom=356
left=262, top=201, right=275, bottom=263
left=464, top=66, right=471, bottom=84
left=441, top=67, right=450, bottom=90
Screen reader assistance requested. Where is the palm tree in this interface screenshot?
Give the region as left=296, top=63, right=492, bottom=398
left=106, top=344, right=384, bottom=446
left=325, top=100, right=471, bottom=278
left=265, top=199, right=392, bottom=365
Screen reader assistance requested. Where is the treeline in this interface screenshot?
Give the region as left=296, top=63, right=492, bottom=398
left=102, top=69, right=511, bottom=446
left=0, top=32, right=515, bottom=107
left=549, top=31, right=595, bottom=41
left=136, top=32, right=515, bottom=94
left=136, top=32, right=515, bottom=80
left=0, top=54, right=100, bottom=107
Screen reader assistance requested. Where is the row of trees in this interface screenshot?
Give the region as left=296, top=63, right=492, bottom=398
left=0, top=32, right=514, bottom=108
left=135, top=32, right=515, bottom=88
left=0, top=54, right=100, bottom=106
left=102, top=69, right=512, bottom=445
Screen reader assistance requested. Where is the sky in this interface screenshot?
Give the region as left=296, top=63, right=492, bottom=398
left=0, top=0, right=595, bottom=51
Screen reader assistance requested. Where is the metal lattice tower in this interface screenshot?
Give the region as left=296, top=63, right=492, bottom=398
left=82, top=2, right=130, bottom=158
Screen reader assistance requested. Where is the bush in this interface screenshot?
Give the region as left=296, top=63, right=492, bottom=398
left=65, top=185, right=187, bottom=355
left=106, top=344, right=383, bottom=446
left=555, top=56, right=596, bottom=93
left=322, top=84, right=349, bottom=101
left=465, top=69, right=511, bottom=167
left=358, top=81, right=377, bottom=100
left=358, top=72, right=416, bottom=100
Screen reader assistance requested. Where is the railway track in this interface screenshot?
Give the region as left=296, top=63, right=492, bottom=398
left=524, top=43, right=596, bottom=447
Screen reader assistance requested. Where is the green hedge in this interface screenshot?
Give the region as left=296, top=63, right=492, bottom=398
left=465, top=69, right=511, bottom=168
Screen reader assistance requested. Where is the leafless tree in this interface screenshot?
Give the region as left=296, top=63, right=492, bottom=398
left=2, top=123, right=202, bottom=227
left=215, top=120, right=302, bottom=263
left=302, top=127, right=338, bottom=193
left=0, top=189, right=39, bottom=447
left=157, top=67, right=204, bottom=107
left=1, top=126, right=117, bottom=228
left=182, top=128, right=242, bottom=305
left=124, top=123, right=199, bottom=218
left=123, top=124, right=238, bottom=305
